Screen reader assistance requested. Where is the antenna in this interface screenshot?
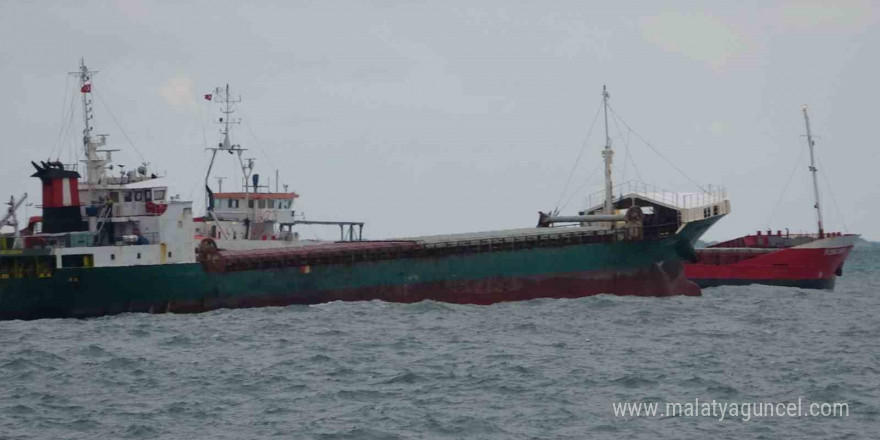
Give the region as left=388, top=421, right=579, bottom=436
left=214, top=84, right=241, bottom=151
left=214, top=176, right=227, bottom=193
left=802, top=105, right=824, bottom=238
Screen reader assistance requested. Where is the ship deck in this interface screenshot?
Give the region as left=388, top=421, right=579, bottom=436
left=206, top=225, right=632, bottom=274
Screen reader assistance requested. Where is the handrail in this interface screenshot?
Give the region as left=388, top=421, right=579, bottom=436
left=583, top=179, right=728, bottom=211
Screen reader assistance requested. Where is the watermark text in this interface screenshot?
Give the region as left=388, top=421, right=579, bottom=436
left=612, top=398, right=848, bottom=421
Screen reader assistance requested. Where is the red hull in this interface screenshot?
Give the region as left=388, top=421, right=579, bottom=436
left=68, top=262, right=701, bottom=318
left=685, top=234, right=857, bottom=290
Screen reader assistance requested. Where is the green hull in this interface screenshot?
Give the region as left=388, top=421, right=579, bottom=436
left=0, top=218, right=719, bottom=320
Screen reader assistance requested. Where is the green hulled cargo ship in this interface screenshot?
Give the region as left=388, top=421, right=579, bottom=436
left=0, top=63, right=729, bottom=320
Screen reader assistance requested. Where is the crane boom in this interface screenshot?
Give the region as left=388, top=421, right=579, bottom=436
left=1, top=193, right=28, bottom=235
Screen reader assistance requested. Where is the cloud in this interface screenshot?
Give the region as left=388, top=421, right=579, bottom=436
left=116, top=0, right=149, bottom=19
left=639, top=12, right=749, bottom=72
left=159, top=76, right=196, bottom=107
left=757, top=0, right=877, bottom=33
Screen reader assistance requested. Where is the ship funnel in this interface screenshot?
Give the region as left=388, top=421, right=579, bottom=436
left=30, top=161, right=86, bottom=233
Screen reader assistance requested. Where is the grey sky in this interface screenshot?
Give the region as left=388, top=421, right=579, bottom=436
left=2, top=0, right=878, bottom=241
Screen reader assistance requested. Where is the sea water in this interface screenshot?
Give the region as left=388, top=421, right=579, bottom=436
left=1, top=246, right=878, bottom=439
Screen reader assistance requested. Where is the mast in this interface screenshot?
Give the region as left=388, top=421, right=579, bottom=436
left=204, top=84, right=244, bottom=203
left=72, top=59, right=106, bottom=188
left=79, top=60, right=93, bottom=159
left=802, top=106, right=824, bottom=238
left=602, top=85, right=614, bottom=214
left=221, top=84, right=234, bottom=151
left=204, top=84, right=260, bottom=240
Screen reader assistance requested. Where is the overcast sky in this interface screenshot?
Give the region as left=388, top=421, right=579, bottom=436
left=2, top=0, right=878, bottom=241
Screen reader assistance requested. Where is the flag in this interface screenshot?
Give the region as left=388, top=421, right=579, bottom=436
left=81, top=83, right=91, bottom=93
left=204, top=93, right=212, bottom=101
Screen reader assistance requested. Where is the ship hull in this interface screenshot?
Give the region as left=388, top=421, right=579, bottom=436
left=685, top=235, right=856, bottom=290
left=1, top=233, right=705, bottom=320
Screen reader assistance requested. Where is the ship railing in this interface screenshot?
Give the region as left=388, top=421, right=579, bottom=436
left=752, top=231, right=848, bottom=239
left=4, top=232, right=89, bottom=251
left=584, top=180, right=728, bottom=212
left=8, top=230, right=163, bottom=251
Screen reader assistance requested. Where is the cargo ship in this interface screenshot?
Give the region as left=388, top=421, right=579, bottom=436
left=0, top=62, right=729, bottom=320
left=685, top=106, right=858, bottom=290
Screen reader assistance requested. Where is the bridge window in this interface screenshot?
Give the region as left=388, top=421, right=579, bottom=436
left=144, top=191, right=152, bottom=202
left=228, top=199, right=239, bottom=209
left=258, top=199, right=266, bottom=209
left=267, top=199, right=275, bottom=209
left=135, top=191, right=143, bottom=201
left=248, top=199, right=254, bottom=208
left=109, top=192, right=120, bottom=203
left=154, top=190, right=166, bottom=201
left=124, top=192, right=132, bottom=202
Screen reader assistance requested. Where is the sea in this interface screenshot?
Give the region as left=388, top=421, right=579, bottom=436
left=1, top=245, right=878, bottom=439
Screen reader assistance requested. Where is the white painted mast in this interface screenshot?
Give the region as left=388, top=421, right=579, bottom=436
left=802, top=105, right=824, bottom=238
left=204, top=84, right=246, bottom=207
left=72, top=59, right=108, bottom=188
left=204, top=84, right=263, bottom=239
left=602, top=85, right=614, bottom=214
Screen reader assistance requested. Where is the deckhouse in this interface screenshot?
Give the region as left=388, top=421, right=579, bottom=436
left=1, top=60, right=195, bottom=281
left=196, top=85, right=363, bottom=250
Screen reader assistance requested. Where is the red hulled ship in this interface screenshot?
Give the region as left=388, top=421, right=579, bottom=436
left=685, top=106, right=858, bottom=290
left=686, top=231, right=857, bottom=289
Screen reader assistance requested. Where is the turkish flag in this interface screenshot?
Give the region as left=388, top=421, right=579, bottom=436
left=204, top=93, right=212, bottom=101
left=81, top=83, right=91, bottom=93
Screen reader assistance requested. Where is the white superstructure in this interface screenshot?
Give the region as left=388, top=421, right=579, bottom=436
left=1, top=60, right=197, bottom=274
